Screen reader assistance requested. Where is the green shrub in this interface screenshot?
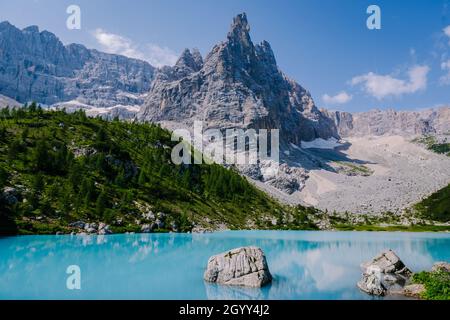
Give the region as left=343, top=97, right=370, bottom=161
left=412, top=271, right=450, bottom=300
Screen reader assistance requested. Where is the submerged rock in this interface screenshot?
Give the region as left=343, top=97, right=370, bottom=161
left=204, top=247, right=272, bottom=288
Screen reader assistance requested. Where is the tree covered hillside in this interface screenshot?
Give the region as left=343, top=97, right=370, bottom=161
left=414, top=184, right=450, bottom=222
left=0, top=104, right=317, bottom=235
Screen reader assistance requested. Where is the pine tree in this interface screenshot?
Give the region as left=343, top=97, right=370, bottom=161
left=8, top=139, right=21, bottom=161
left=28, top=102, right=37, bottom=113
left=32, top=173, right=45, bottom=194
left=21, top=127, right=29, bottom=141
left=181, top=169, right=191, bottom=189
left=31, top=139, right=50, bottom=172
left=80, top=178, right=95, bottom=207
left=0, top=167, right=8, bottom=187
left=115, top=166, right=126, bottom=187
left=96, top=190, right=107, bottom=217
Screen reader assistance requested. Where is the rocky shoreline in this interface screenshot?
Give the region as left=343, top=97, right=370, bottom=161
left=357, top=249, right=450, bottom=299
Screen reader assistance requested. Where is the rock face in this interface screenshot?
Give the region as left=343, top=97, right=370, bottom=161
left=0, top=21, right=155, bottom=114
left=431, top=262, right=450, bottom=273
left=68, top=221, right=112, bottom=235
left=357, top=266, right=387, bottom=296
left=204, top=246, right=272, bottom=287
left=358, top=250, right=412, bottom=296
left=0, top=94, right=21, bottom=108
left=325, top=107, right=450, bottom=138
left=1, top=187, right=19, bottom=205
left=361, top=250, right=412, bottom=276
left=138, top=13, right=338, bottom=145
left=402, top=284, right=425, bottom=298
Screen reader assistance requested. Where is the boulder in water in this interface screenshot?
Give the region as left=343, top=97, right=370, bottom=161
left=204, top=247, right=272, bottom=287
left=358, top=250, right=412, bottom=296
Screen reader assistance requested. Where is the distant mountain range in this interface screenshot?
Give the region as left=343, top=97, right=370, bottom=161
left=1, top=17, right=448, bottom=140
left=324, top=107, right=450, bottom=138
left=0, top=21, right=154, bottom=117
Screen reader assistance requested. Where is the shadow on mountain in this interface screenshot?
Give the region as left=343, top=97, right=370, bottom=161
left=282, top=141, right=375, bottom=173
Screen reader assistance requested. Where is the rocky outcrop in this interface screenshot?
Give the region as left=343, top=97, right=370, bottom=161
left=359, top=252, right=450, bottom=299
left=325, top=107, right=450, bottom=138
left=138, top=13, right=338, bottom=145
left=402, top=284, right=425, bottom=298
left=361, top=250, right=412, bottom=276
left=0, top=94, right=21, bottom=108
left=357, top=266, right=387, bottom=296
left=1, top=187, right=19, bottom=205
left=358, top=250, right=411, bottom=296
left=68, top=221, right=112, bottom=235
left=204, top=246, right=272, bottom=287
left=431, top=262, right=450, bottom=273
left=0, top=21, right=155, bottom=114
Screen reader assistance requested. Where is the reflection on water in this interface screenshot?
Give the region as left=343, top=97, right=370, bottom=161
left=0, top=231, right=449, bottom=300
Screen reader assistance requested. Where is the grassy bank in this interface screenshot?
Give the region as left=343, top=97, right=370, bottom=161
left=334, top=224, right=450, bottom=232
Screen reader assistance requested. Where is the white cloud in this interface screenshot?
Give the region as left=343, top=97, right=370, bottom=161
left=444, top=25, right=450, bottom=44
left=351, top=65, right=430, bottom=99
left=92, top=28, right=178, bottom=67
left=322, top=91, right=353, bottom=105
left=440, top=59, right=450, bottom=84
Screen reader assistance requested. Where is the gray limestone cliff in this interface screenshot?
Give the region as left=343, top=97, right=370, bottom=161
left=324, top=107, right=450, bottom=138
left=0, top=21, right=155, bottom=110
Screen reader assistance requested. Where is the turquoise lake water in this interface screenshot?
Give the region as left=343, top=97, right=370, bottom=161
left=0, top=231, right=449, bottom=300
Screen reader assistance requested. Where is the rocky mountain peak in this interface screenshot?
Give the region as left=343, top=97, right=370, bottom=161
left=227, top=13, right=251, bottom=46
left=0, top=21, right=13, bottom=30
left=191, top=48, right=203, bottom=67
left=175, top=48, right=203, bottom=72
left=22, top=25, right=39, bottom=33
left=255, top=40, right=277, bottom=72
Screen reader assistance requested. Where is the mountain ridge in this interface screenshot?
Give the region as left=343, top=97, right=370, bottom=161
left=324, top=107, right=450, bottom=138
left=0, top=20, right=155, bottom=112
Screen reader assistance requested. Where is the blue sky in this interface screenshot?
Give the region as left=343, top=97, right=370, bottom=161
left=1, top=0, right=449, bottom=112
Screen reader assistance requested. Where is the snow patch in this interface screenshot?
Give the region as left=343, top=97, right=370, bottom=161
left=301, top=138, right=342, bottom=150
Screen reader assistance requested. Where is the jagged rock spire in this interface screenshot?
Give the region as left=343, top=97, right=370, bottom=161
left=175, top=48, right=203, bottom=72
left=227, top=13, right=252, bottom=47
left=191, top=48, right=203, bottom=68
